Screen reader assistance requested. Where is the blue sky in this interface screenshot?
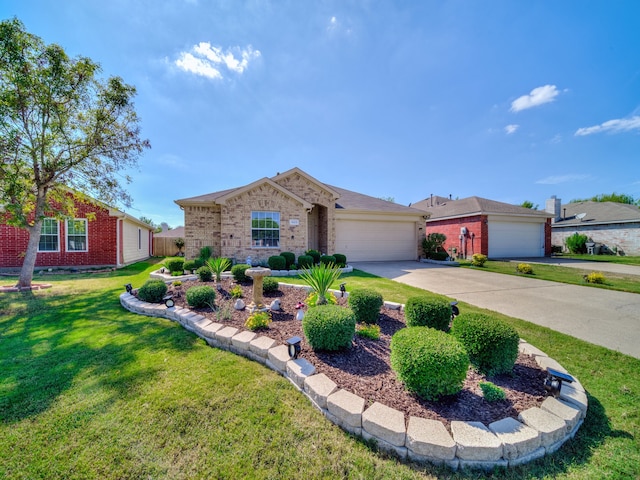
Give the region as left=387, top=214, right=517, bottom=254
left=3, top=1, right=640, bottom=227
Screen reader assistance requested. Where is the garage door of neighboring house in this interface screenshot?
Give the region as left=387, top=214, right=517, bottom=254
left=335, top=220, right=417, bottom=261
left=488, top=221, right=545, bottom=258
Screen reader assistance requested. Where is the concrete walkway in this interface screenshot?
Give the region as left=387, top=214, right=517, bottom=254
left=351, top=261, right=640, bottom=359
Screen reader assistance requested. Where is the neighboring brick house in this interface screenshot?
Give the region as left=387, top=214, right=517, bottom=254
left=175, top=167, right=427, bottom=263
left=0, top=195, right=153, bottom=270
left=411, top=196, right=553, bottom=259
left=546, top=196, right=640, bottom=255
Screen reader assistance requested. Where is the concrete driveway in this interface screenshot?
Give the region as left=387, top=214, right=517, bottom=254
left=351, top=261, right=640, bottom=359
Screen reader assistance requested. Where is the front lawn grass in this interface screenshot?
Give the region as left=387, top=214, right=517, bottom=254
left=458, top=260, right=640, bottom=294
left=1, top=261, right=638, bottom=479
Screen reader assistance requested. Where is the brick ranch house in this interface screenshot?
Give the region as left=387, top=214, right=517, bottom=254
left=546, top=196, right=640, bottom=255
left=411, top=195, right=553, bottom=259
left=0, top=195, right=154, bottom=270
left=175, top=167, right=428, bottom=263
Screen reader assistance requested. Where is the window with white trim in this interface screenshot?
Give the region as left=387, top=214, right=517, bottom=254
left=251, top=211, right=280, bottom=247
left=66, top=219, right=88, bottom=252
left=38, top=218, right=59, bottom=252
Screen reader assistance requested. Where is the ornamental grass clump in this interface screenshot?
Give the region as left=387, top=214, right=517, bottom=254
left=186, top=285, right=216, bottom=309
left=451, top=312, right=520, bottom=376
left=390, top=326, right=469, bottom=401
left=137, top=279, right=167, bottom=303
left=302, top=304, right=356, bottom=351
left=299, top=262, right=342, bottom=306
left=348, top=288, right=383, bottom=325
left=206, top=257, right=232, bottom=282
left=404, top=296, right=451, bottom=331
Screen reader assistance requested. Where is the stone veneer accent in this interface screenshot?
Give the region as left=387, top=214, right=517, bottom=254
left=119, top=284, right=587, bottom=471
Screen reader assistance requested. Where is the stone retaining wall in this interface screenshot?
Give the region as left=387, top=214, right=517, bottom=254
left=119, top=286, right=586, bottom=471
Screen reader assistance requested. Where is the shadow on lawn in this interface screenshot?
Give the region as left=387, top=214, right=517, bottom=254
left=0, top=286, right=200, bottom=424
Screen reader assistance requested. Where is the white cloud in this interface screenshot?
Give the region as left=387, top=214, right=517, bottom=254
left=510, top=85, right=560, bottom=112
left=504, top=124, right=519, bottom=135
left=175, top=42, right=261, bottom=79
left=575, top=116, right=640, bottom=136
left=535, top=174, right=590, bottom=185
left=328, top=16, right=338, bottom=31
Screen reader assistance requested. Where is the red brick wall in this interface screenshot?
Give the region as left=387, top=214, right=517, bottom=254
left=424, top=215, right=488, bottom=259
left=0, top=201, right=118, bottom=268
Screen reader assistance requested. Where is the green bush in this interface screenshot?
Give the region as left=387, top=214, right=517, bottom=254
left=230, top=285, right=243, bottom=299
left=137, top=279, right=167, bottom=303
left=281, top=251, right=295, bottom=268
left=186, top=285, right=216, bottom=309
left=404, top=296, right=451, bottom=331
left=302, top=304, right=356, bottom=351
left=245, top=311, right=271, bottom=331
left=429, top=252, right=449, bottom=261
left=471, top=253, right=487, bottom=267
left=268, top=255, right=286, bottom=270
left=480, top=381, right=506, bottom=402
left=348, top=288, right=383, bottom=325
left=390, top=326, right=469, bottom=401
left=183, top=259, right=199, bottom=272
left=297, top=255, right=314, bottom=269
left=320, top=255, right=336, bottom=266
left=199, top=246, right=213, bottom=261
left=333, top=253, right=347, bottom=268
left=451, top=313, right=520, bottom=376
left=356, top=323, right=381, bottom=340
left=305, top=249, right=321, bottom=264
left=196, top=266, right=213, bottom=282
left=516, top=263, right=534, bottom=274
left=263, top=277, right=279, bottom=293
left=165, top=258, right=184, bottom=273
left=566, top=233, right=588, bottom=254
left=231, top=264, right=250, bottom=283
left=422, top=233, right=446, bottom=258
left=585, top=271, right=606, bottom=284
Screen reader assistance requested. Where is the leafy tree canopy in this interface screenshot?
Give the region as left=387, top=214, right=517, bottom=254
left=520, top=200, right=538, bottom=209
left=570, top=192, right=638, bottom=205
left=0, top=18, right=150, bottom=287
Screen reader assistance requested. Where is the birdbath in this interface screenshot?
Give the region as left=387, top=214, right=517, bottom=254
left=245, top=266, right=272, bottom=313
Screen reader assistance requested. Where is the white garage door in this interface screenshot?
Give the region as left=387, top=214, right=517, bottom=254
left=488, top=221, right=544, bottom=258
left=335, top=220, right=417, bottom=261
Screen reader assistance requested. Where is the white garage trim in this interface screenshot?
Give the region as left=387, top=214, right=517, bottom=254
left=335, top=214, right=420, bottom=262
left=488, top=219, right=545, bottom=258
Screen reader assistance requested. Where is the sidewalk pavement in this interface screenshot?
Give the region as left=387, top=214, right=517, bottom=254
left=351, top=261, right=640, bottom=359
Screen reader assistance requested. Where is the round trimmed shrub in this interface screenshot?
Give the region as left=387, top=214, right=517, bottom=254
left=451, top=313, right=520, bottom=376
left=320, top=254, right=336, bottom=266
left=302, top=304, right=356, bottom=351
left=231, top=263, right=250, bottom=283
left=137, top=279, right=167, bottom=303
left=183, top=259, right=198, bottom=272
left=196, top=266, right=213, bottom=282
left=263, top=277, right=279, bottom=293
left=165, top=258, right=184, bottom=273
left=305, top=249, right=321, bottom=264
left=333, top=253, right=347, bottom=268
left=404, top=296, right=452, bottom=331
left=297, top=255, right=314, bottom=269
left=186, top=285, right=216, bottom=308
left=390, top=326, right=469, bottom=401
left=268, top=255, right=286, bottom=270
left=348, top=288, right=383, bottom=325
left=281, top=251, right=295, bottom=268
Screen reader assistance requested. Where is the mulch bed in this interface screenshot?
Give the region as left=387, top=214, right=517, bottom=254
left=169, top=278, right=549, bottom=430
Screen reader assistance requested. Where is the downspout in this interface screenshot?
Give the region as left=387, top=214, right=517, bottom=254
left=116, top=219, right=122, bottom=267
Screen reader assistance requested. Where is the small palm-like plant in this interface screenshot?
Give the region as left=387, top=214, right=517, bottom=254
left=206, top=257, right=232, bottom=282
left=299, top=262, right=342, bottom=306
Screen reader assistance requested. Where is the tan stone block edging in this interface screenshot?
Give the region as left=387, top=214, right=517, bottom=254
left=119, top=286, right=586, bottom=471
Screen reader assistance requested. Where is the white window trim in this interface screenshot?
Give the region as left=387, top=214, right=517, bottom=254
left=66, top=218, right=89, bottom=252
left=38, top=218, right=60, bottom=252
left=251, top=211, right=280, bottom=248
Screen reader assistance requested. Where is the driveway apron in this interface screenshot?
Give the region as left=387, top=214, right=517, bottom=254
left=352, top=261, right=640, bottom=359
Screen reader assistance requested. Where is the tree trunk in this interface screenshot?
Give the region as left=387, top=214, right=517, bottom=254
left=17, top=221, right=42, bottom=289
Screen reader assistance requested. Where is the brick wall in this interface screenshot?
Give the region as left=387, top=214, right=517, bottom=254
left=1, top=201, right=117, bottom=268
left=425, top=215, right=486, bottom=259
left=552, top=223, right=640, bottom=255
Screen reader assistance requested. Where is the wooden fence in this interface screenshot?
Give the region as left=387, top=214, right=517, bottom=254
left=153, top=237, right=182, bottom=257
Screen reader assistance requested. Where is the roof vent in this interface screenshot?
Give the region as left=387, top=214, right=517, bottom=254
left=576, top=213, right=587, bottom=221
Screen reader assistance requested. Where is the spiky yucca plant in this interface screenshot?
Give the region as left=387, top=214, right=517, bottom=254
left=206, top=257, right=232, bottom=282
left=299, top=262, right=342, bottom=306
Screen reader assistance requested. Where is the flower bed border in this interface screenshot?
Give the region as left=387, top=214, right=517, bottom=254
left=119, top=284, right=587, bottom=471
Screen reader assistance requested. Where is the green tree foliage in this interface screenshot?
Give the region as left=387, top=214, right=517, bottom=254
left=571, top=192, right=637, bottom=205
left=520, top=200, right=538, bottom=209
left=0, top=18, right=150, bottom=288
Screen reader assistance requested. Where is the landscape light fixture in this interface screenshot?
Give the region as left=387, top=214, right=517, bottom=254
left=125, top=283, right=133, bottom=294
left=286, top=336, right=302, bottom=359
left=340, top=282, right=346, bottom=297
left=544, top=368, right=575, bottom=397
left=163, top=294, right=175, bottom=308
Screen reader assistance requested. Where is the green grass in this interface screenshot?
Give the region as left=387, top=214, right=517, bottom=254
left=561, top=254, right=640, bottom=266
left=457, top=259, right=640, bottom=294
left=1, top=261, right=639, bottom=479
